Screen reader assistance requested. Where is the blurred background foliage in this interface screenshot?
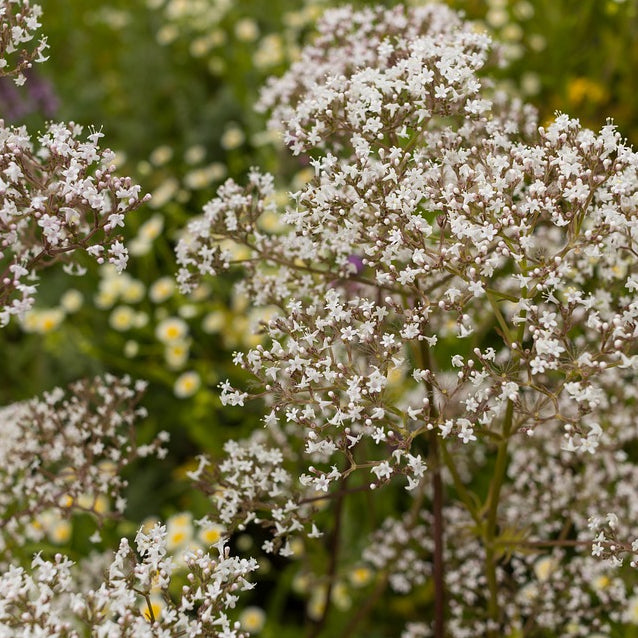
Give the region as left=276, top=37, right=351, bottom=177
left=1, top=0, right=637, bottom=635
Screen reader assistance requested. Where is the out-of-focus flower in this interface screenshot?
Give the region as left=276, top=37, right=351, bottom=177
left=21, top=308, right=65, bottom=333
left=60, top=289, right=83, bottom=313
left=149, top=277, right=175, bottom=303
left=220, top=126, right=245, bottom=151
left=149, top=145, right=173, bottom=166
left=165, top=340, right=190, bottom=369
left=197, top=520, right=225, bottom=546
left=109, top=306, right=136, bottom=331
left=184, top=144, right=206, bottom=165
left=173, top=371, right=200, bottom=398
left=239, top=606, right=266, bottom=633
left=166, top=512, right=194, bottom=551
left=149, top=178, right=179, bottom=209
left=349, top=565, right=373, bottom=588
left=235, top=18, right=259, bottom=42
left=155, top=317, right=188, bottom=343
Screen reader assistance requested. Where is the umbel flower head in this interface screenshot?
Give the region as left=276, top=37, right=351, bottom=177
left=177, top=1, right=638, bottom=485
left=177, top=3, right=638, bottom=635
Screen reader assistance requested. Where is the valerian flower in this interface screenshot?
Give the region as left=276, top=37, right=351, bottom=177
left=0, top=0, right=49, bottom=86
left=0, top=121, right=150, bottom=325
left=0, top=524, right=257, bottom=637
left=175, top=3, right=638, bottom=634
left=0, top=375, right=168, bottom=556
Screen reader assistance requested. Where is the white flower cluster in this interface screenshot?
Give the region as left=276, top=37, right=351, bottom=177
left=190, top=430, right=322, bottom=555
left=0, top=121, right=150, bottom=325
left=0, top=0, right=48, bottom=85
left=178, top=0, right=638, bottom=495
left=0, top=375, right=168, bottom=556
left=362, top=510, right=433, bottom=594
left=0, top=524, right=258, bottom=637
left=257, top=4, right=495, bottom=154
left=175, top=3, right=638, bottom=633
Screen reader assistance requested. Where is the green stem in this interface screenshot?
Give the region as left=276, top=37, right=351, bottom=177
left=439, top=440, right=482, bottom=528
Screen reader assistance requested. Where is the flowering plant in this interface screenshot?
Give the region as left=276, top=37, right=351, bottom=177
left=4, top=2, right=638, bottom=638
left=177, top=4, right=638, bottom=636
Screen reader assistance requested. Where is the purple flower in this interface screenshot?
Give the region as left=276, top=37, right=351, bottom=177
left=347, top=254, right=364, bottom=275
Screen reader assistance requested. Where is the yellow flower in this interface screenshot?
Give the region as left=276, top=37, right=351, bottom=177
left=156, top=24, right=178, bottom=45
left=49, top=519, right=72, bottom=545
left=166, top=512, right=194, bottom=551
left=138, top=214, right=165, bottom=242
left=58, top=494, right=74, bottom=508
left=331, top=581, right=351, bottom=610
left=198, top=522, right=225, bottom=546
left=121, top=279, right=145, bottom=304
left=60, top=289, right=83, bottom=313
left=110, top=306, right=136, bottom=331
left=95, top=290, right=118, bottom=309
left=593, top=574, right=611, bottom=591
left=156, top=317, right=188, bottom=343
left=124, top=340, right=139, bottom=358
left=183, top=162, right=226, bottom=190
left=184, top=144, right=206, bottom=165
left=486, top=8, right=508, bottom=28
left=174, top=371, right=201, bottom=398
left=78, top=493, right=110, bottom=515
left=149, top=277, right=175, bottom=303
left=254, top=34, right=284, bottom=69
left=239, top=606, right=266, bottom=633
left=517, top=583, right=538, bottom=603
left=235, top=18, right=259, bottom=42
left=307, top=586, right=327, bottom=620
left=221, top=126, right=245, bottom=150
left=567, top=77, right=608, bottom=107
left=165, top=340, right=190, bottom=369
left=134, top=312, right=149, bottom=328
left=24, top=308, right=65, bottom=333
left=387, top=365, right=404, bottom=387
left=533, top=555, right=558, bottom=582
left=292, top=571, right=310, bottom=594
left=141, top=596, right=164, bottom=623
left=149, top=145, right=173, bottom=166
left=289, top=537, right=304, bottom=557
left=349, top=565, right=373, bottom=588
left=141, top=517, right=160, bottom=534
left=98, top=460, right=118, bottom=478
left=178, top=304, right=198, bottom=319
left=258, top=209, right=285, bottom=233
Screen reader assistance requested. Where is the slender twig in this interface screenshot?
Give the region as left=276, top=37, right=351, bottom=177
left=306, top=475, right=348, bottom=638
